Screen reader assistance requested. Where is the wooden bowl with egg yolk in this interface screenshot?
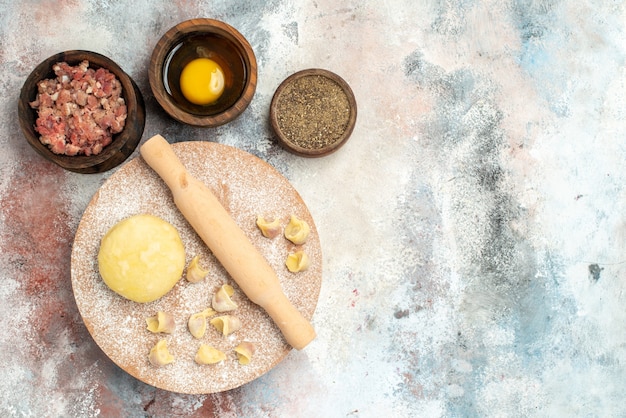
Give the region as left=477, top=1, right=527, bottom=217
left=149, top=18, right=257, bottom=127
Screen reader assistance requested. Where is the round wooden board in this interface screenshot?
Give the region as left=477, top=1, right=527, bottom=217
left=71, top=141, right=322, bottom=394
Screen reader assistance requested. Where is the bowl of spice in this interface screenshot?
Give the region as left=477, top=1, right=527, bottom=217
left=149, top=18, right=257, bottom=127
left=18, top=50, right=146, bottom=174
left=270, top=69, right=357, bottom=157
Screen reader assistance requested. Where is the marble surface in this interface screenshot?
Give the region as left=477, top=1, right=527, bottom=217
left=1, top=1, right=625, bottom=416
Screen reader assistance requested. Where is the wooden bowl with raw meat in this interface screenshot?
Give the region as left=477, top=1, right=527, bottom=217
left=18, top=50, right=146, bottom=174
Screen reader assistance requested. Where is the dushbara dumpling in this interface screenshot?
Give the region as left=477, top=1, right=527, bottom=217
left=234, top=341, right=255, bottom=365
left=284, top=214, right=310, bottom=245
left=256, top=215, right=281, bottom=238
left=146, top=311, right=176, bottom=334
left=285, top=250, right=310, bottom=273
left=211, top=284, right=238, bottom=312
left=149, top=339, right=175, bottom=366
left=98, top=214, right=186, bottom=303
left=186, top=254, right=208, bottom=283
left=188, top=308, right=216, bottom=339
left=195, top=344, right=226, bottom=365
left=210, top=315, right=242, bottom=336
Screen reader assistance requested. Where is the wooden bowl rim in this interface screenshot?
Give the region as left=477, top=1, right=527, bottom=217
left=269, top=68, right=357, bottom=158
left=18, top=50, right=145, bottom=173
left=148, top=18, right=258, bottom=127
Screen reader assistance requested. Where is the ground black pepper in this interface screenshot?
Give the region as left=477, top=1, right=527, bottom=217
left=275, top=75, right=351, bottom=150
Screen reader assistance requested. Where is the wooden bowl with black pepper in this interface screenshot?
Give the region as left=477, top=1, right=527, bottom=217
left=18, top=50, right=146, bottom=174
left=270, top=69, right=357, bottom=157
left=149, top=18, right=258, bottom=127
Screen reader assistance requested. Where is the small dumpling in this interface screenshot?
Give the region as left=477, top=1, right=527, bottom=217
left=285, top=250, right=310, bottom=273
left=148, top=339, right=174, bottom=366
left=146, top=311, right=176, bottom=334
left=195, top=344, right=226, bottom=365
left=186, top=255, right=209, bottom=283
left=256, top=215, right=281, bottom=238
left=210, top=315, right=242, bottom=336
left=284, top=215, right=310, bottom=245
left=188, top=308, right=216, bottom=339
left=234, top=341, right=255, bottom=365
left=188, top=313, right=208, bottom=339
left=212, top=284, right=238, bottom=312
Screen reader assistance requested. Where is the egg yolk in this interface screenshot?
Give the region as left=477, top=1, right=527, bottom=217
left=179, top=58, right=225, bottom=105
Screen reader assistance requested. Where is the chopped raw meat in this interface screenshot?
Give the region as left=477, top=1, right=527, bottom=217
left=29, top=60, right=127, bottom=156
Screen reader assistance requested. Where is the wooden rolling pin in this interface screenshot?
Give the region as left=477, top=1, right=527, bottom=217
left=140, top=135, right=316, bottom=350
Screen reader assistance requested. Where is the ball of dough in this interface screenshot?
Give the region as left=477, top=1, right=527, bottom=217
left=98, top=214, right=186, bottom=303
